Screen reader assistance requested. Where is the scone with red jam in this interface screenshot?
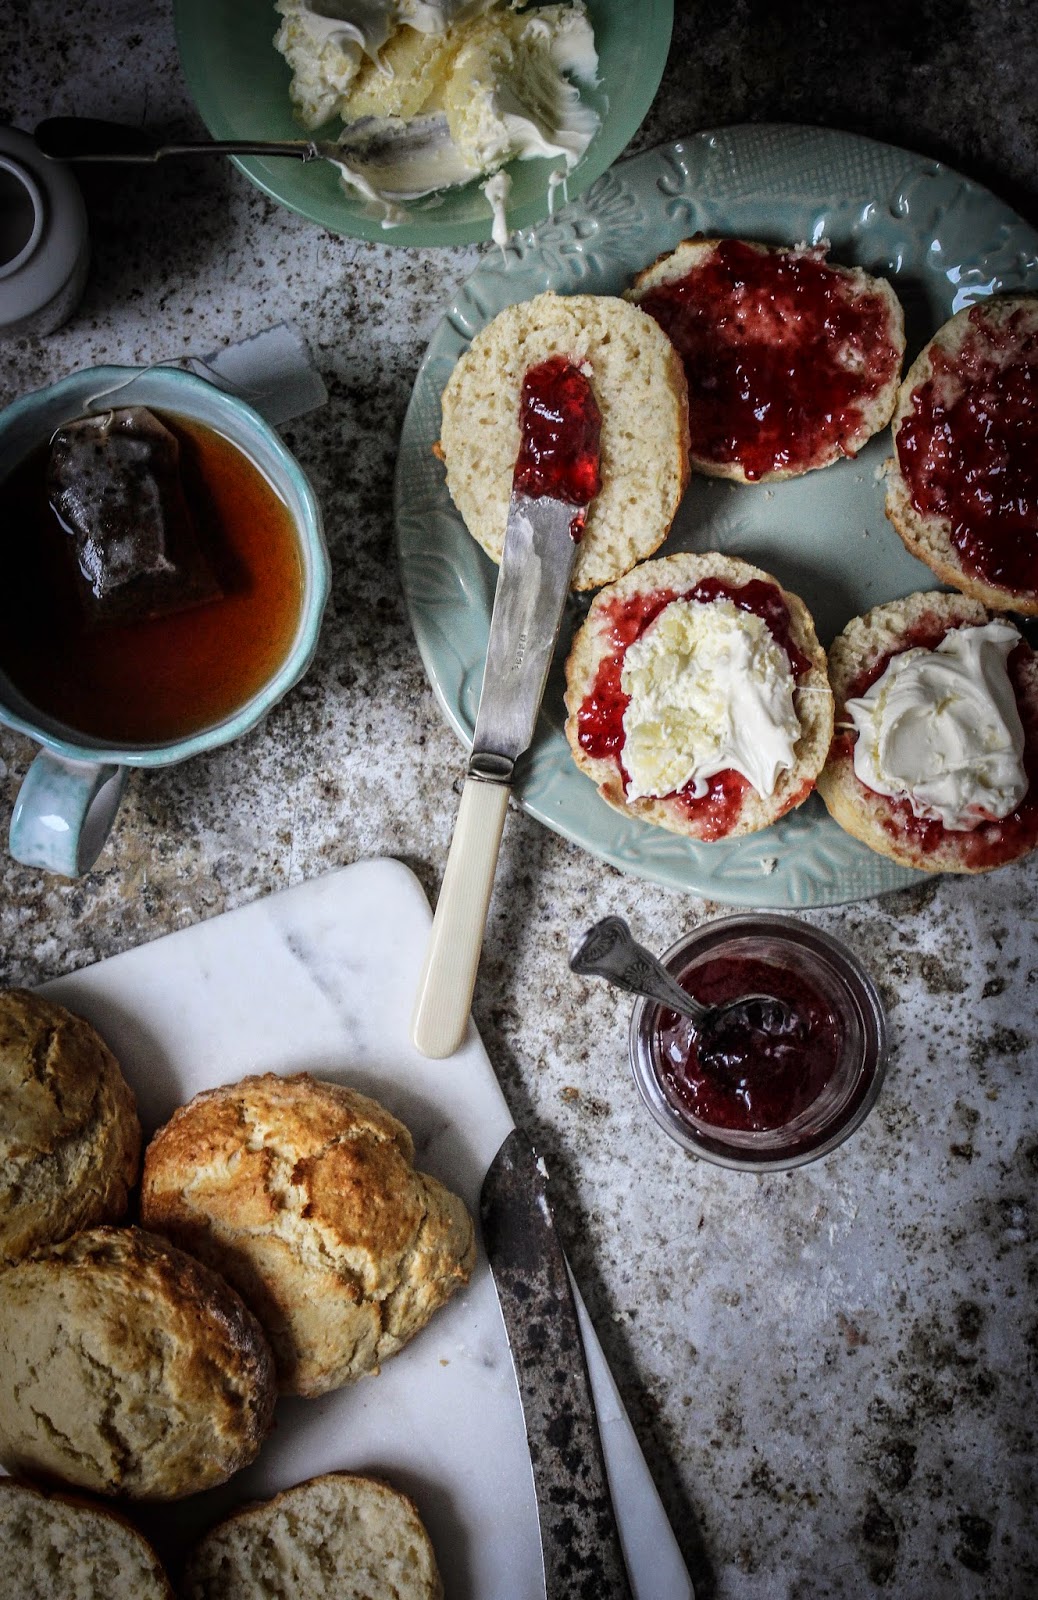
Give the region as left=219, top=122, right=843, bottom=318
left=564, top=551, right=833, bottom=840
left=885, top=295, right=1038, bottom=615
left=817, top=590, right=1038, bottom=873
left=438, top=291, right=690, bottom=590
left=628, top=237, right=905, bottom=483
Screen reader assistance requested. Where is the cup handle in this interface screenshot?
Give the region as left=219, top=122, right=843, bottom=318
left=10, top=751, right=128, bottom=876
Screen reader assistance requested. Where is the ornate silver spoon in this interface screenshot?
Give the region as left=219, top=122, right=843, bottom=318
left=34, top=114, right=471, bottom=198
left=569, top=915, right=798, bottom=1061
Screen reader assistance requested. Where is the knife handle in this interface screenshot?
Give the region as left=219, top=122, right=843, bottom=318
left=411, top=776, right=510, bottom=1059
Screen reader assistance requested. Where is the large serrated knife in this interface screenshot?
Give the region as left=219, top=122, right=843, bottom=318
left=410, top=488, right=583, bottom=1057
left=481, top=1127, right=634, bottom=1599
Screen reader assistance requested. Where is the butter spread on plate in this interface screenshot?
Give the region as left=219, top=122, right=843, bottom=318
left=274, top=0, right=599, bottom=232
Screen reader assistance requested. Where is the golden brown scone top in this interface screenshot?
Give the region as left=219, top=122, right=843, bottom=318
left=141, top=1073, right=477, bottom=1397
left=0, top=989, right=140, bottom=1264
left=0, top=1226, right=276, bottom=1501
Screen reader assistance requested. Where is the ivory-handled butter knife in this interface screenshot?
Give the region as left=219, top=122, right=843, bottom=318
left=481, top=1127, right=633, bottom=1598
left=410, top=489, right=582, bottom=1058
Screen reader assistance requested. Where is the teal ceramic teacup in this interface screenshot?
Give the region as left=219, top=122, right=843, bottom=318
left=0, top=365, right=329, bottom=876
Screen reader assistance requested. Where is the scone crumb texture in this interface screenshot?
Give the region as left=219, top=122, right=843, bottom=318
left=181, top=1471, right=443, bottom=1600
left=0, top=1479, right=172, bottom=1599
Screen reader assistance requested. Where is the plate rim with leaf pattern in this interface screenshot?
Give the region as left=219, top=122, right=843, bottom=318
left=395, top=123, right=1038, bottom=907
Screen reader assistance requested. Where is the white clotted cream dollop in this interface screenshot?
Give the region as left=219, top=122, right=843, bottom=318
left=620, top=597, right=801, bottom=803
left=846, top=620, right=1027, bottom=830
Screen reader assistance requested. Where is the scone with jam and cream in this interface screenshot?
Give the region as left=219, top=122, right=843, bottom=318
left=273, top=0, right=599, bottom=234
left=564, top=552, right=834, bottom=840
left=627, top=238, right=905, bottom=483
left=817, top=591, right=1038, bottom=873
left=885, top=295, right=1038, bottom=615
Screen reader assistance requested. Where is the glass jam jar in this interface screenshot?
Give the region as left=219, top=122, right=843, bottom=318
left=628, top=915, right=888, bottom=1171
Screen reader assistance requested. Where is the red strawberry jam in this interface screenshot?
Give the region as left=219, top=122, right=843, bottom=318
left=894, top=304, right=1038, bottom=594
left=840, top=614, right=1038, bottom=868
left=656, top=953, right=844, bottom=1132
left=637, top=240, right=900, bottom=481
left=577, top=578, right=808, bottom=838
left=513, top=355, right=602, bottom=522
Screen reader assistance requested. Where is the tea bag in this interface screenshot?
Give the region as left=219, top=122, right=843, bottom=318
left=47, top=407, right=223, bottom=624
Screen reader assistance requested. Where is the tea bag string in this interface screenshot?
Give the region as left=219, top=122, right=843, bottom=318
left=78, top=358, right=248, bottom=417
left=77, top=324, right=327, bottom=429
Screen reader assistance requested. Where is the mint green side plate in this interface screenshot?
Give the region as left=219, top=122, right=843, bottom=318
left=395, top=124, right=1038, bottom=908
left=173, top=0, right=673, bottom=246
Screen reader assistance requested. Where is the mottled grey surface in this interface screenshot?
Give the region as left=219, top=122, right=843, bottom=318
left=1, top=3, right=1036, bottom=1597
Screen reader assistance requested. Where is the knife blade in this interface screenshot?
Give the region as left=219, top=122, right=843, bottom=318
left=469, top=491, right=581, bottom=769
left=481, top=1127, right=633, bottom=1600
left=410, top=489, right=582, bottom=1058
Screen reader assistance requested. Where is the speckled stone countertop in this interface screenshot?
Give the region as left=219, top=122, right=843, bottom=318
left=1, top=4, right=1036, bottom=1597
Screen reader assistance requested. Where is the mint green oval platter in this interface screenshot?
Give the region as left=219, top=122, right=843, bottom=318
left=395, top=124, right=1038, bottom=908
left=173, top=0, right=673, bottom=246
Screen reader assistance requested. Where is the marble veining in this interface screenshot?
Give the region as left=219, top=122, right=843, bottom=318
left=39, top=859, right=688, bottom=1599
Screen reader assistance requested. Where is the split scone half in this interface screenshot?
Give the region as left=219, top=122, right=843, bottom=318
left=817, top=590, right=1038, bottom=873
left=0, top=1479, right=173, bottom=1600
left=438, top=290, right=690, bottom=590
left=564, top=551, right=833, bottom=840
left=181, top=1472, right=442, bottom=1600
left=627, top=238, right=905, bottom=483
left=885, top=294, right=1038, bottom=615
left=141, top=1072, right=476, bottom=1398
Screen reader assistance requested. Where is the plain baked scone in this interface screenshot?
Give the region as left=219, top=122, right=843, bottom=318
left=0, top=1478, right=173, bottom=1600
left=181, top=1472, right=443, bottom=1600
left=627, top=238, right=905, bottom=483
left=884, top=295, right=1038, bottom=615
left=0, top=1226, right=276, bottom=1500
left=563, top=551, right=834, bottom=840
left=438, top=290, right=690, bottom=590
left=140, top=1072, right=477, bottom=1397
left=0, top=989, right=140, bottom=1264
left=816, top=590, right=1038, bottom=873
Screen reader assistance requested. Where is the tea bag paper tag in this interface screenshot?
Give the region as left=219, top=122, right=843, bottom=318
left=175, top=322, right=328, bottom=427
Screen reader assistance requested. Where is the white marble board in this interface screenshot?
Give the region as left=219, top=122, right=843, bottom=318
left=36, top=858, right=692, bottom=1600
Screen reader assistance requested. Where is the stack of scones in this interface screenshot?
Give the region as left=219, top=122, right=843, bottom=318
left=0, top=988, right=471, bottom=1598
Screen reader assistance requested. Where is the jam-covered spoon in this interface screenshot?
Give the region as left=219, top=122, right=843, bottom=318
left=569, top=915, right=798, bottom=1059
